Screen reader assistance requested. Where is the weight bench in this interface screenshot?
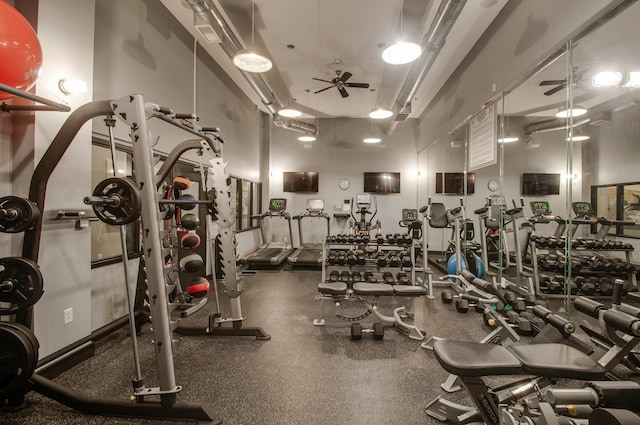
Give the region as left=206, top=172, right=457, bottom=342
left=426, top=308, right=640, bottom=424
left=313, top=281, right=427, bottom=340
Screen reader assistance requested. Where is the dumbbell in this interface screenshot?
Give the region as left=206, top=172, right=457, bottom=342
left=376, top=233, right=385, bottom=244
left=396, top=272, right=410, bottom=285
left=351, top=271, right=362, bottom=282
left=327, top=250, right=338, bottom=265
left=387, top=252, right=400, bottom=267
left=337, top=251, right=347, bottom=265
left=350, top=322, right=384, bottom=340
left=382, top=271, right=395, bottom=284
left=363, top=271, right=377, bottom=283
left=340, top=271, right=351, bottom=283
left=356, top=250, right=367, bottom=265
left=354, top=235, right=363, bottom=244
left=347, top=251, right=358, bottom=266
left=574, top=276, right=597, bottom=296
left=376, top=251, right=387, bottom=267
left=503, top=292, right=527, bottom=313
left=545, top=275, right=564, bottom=294
left=328, top=270, right=340, bottom=282
left=598, top=277, right=614, bottom=296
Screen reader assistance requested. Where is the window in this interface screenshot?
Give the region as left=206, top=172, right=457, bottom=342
left=90, top=142, right=141, bottom=265
left=229, top=176, right=261, bottom=232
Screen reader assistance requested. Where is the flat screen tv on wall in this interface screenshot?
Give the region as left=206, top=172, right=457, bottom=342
left=435, top=172, right=475, bottom=194
left=283, top=171, right=319, bottom=193
left=521, top=173, right=561, bottom=196
left=364, top=172, right=400, bottom=194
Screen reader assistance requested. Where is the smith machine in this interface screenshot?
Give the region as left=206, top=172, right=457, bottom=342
left=0, top=94, right=266, bottom=423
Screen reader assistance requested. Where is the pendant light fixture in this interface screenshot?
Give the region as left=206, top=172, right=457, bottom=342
left=555, top=105, right=588, bottom=118
left=382, top=4, right=422, bottom=65
left=233, top=1, right=272, bottom=73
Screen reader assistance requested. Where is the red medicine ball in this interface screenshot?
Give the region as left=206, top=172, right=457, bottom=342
left=0, top=1, right=43, bottom=100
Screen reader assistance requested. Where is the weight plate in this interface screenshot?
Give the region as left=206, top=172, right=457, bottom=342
left=0, top=196, right=40, bottom=233
left=0, top=323, right=39, bottom=399
left=0, top=257, right=44, bottom=315
left=91, top=177, right=141, bottom=226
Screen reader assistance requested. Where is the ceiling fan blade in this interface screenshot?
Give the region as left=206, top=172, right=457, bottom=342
left=345, top=82, right=369, bottom=89
left=543, top=84, right=566, bottom=96
left=539, top=79, right=566, bottom=86
left=314, top=86, right=333, bottom=94
left=312, top=77, right=334, bottom=84
left=339, top=71, right=352, bottom=83
left=338, top=86, right=349, bottom=98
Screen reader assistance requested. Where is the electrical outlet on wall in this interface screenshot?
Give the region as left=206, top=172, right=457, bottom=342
left=64, top=307, right=73, bottom=325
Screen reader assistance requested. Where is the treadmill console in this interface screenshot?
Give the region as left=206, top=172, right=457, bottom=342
left=402, top=208, right=418, bottom=224
left=306, top=199, right=324, bottom=214
left=356, top=193, right=372, bottom=209
left=269, top=198, right=287, bottom=213
left=572, top=201, right=595, bottom=218
left=530, top=201, right=552, bottom=217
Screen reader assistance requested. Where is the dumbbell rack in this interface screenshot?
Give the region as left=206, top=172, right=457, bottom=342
left=321, top=234, right=418, bottom=285
left=529, top=237, right=637, bottom=298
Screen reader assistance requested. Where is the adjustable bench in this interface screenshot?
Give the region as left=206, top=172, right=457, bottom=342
left=426, top=308, right=640, bottom=424
left=313, top=281, right=427, bottom=340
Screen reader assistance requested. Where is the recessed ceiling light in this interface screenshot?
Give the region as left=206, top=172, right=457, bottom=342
left=298, top=134, right=316, bottom=142
left=592, top=71, right=624, bottom=88
left=363, top=137, right=382, bottom=144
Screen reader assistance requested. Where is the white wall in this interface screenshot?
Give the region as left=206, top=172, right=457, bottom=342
left=268, top=119, right=420, bottom=244
left=28, top=0, right=96, bottom=357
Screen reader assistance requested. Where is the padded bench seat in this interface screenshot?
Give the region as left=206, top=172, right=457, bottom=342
left=433, top=340, right=523, bottom=377
left=317, top=281, right=348, bottom=296
left=508, top=343, right=605, bottom=380
left=393, top=285, right=427, bottom=296
left=353, top=282, right=395, bottom=296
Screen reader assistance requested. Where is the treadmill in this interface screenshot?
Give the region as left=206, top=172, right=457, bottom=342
left=288, top=199, right=330, bottom=268
left=243, top=198, right=295, bottom=268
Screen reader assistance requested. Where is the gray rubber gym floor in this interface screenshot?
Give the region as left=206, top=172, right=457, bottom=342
left=2, top=268, right=639, bottom=425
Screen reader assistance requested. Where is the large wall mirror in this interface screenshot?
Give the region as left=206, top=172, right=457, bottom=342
left=422, top=1, right=640, bottom=307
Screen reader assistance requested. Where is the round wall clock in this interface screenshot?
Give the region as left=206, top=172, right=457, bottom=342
left=487, top=179, right=500, bottom=192
left=338, top=178, right=350, bottom=190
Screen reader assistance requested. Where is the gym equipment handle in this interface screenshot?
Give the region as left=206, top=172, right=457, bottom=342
left=174, top=113, right=199, bottom=120
left=532, top=305, right=574, bottom=335
left=574, top=296, right=606, bottom=318
left=603, top=310, right=640, bottom=336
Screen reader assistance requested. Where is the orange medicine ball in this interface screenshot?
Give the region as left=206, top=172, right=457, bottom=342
left=0, top=1, right=43, bottom=100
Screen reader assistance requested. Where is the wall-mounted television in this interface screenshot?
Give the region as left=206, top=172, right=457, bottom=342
left=521, top=173, right=560, bottom=196
left=435, top=172, right=475, bottom=194
left=364, top=172, right=400, bottom=194
left=283, top=171, right=319, bottom=193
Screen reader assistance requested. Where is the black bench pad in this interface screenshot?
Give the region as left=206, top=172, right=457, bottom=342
left=433, top=340, right=523, bottom=377
left=508, top=343, right=605, bottom=380
left=353, top=282, right=394, bottom=296
left=393, top=285, right=427, bottom=296
left=318, top=281, right=348, bottom=296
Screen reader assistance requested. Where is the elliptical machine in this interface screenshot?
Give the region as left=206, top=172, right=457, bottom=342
left=350, top=193, right=382, bottom=236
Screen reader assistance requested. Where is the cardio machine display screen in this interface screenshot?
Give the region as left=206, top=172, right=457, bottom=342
left=530, top=201, right=551, bottom=216
left=356, top=193, right=372, bottom=208
left=269, top=198, right=287, bottom=212
left=306, top=199, right=324, bottom=211
left=402, top=209, right=418, bottom=223
left=573, top=202, right=594, bottom=218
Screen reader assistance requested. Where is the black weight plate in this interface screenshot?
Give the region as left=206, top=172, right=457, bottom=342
left=0, top=196, right=40, bottom=233
left=0, top=257, right=44, bottom=315
left=0, top=323, right=38, bottom=399
left=92, top=177, right=141, bottom=226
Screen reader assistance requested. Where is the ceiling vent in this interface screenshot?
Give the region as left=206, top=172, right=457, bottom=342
left=394, top=103, right=412, bottom=122
left=194, top=14, right=221, bottom=43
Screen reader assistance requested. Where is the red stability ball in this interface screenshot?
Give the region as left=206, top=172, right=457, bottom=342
left=180, top=232, right=201, bottom=249
left=0, top=1, right=43, bottom=100
left=187, top=277, right=210, bottom=298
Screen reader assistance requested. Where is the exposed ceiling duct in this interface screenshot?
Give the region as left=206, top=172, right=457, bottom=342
left=186, top=0, right=317, bottom=136
left=385, top=0, right=467, bottom=135
left=522, top=116, right=591, bottom=136
left=273, top=118, right=317, bottom=135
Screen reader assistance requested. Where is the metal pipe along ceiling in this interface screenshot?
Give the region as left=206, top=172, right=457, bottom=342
left=186, top=0, right=317, bottom=135
left=385, top=0, right=467, bottom=135
left=522, top=117, right=591, bottom=136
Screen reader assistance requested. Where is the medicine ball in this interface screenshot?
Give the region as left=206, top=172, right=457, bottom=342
left=180, top=232, right=201, bottom=249
left=187, top=277, right=210, bottom=298
left=447, top=253, right=483, bottom=278
left=179, top=253, right=203, bottom=273
left=173, top=176, right=190, bottom=191
left=0, top=2, right=43, bottom=100
left=178, top=194, right=196, bottom=210
left=180, top=213, right=200, bottom=230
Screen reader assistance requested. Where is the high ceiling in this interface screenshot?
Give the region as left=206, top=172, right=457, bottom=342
left=162, top=0, right=509, bottom=120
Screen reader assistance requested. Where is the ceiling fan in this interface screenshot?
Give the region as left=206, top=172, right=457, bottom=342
left=312, top=70, right=369, bottom=98
left=539, top=67, right=585, bottom=96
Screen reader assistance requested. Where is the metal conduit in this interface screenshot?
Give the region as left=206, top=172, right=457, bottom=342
left=522, top=117, right=591, bottom=136
left=186, top=0, right=316, bottom=136
left=385, top=0, right=467, bottom=135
